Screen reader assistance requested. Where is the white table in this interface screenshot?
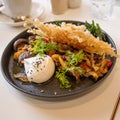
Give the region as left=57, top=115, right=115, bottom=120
left=0, top=0, right=120, bottom=120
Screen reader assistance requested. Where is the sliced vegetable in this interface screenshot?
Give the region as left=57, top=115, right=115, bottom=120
left=18, top=51, right=33, bottom=63
left=106, top=60, right=112, bottom=69
left=13, top=50, right=26, bottom=60
left=13, top=38, right=28, bottom=51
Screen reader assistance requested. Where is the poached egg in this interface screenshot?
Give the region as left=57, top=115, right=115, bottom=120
left=24, top=55, right=55, bottom=83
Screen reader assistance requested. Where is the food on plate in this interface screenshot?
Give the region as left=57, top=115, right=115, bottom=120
left=13, top=18, right=119, bottom=88
left=24, top=55, right=55, bottom=83
left=13, top=38, right=29, bottom=51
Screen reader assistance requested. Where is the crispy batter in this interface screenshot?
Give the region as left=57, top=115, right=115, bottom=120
left=23, top=17, right=119, bottom=57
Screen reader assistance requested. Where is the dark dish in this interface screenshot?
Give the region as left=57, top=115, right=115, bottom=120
left=1, top=20, right=117, bottom=101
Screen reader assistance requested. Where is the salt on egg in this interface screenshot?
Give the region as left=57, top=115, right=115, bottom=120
left=24, top=55, right=55, bottom=83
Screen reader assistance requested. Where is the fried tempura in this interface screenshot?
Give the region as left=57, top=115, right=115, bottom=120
left=23, top=17, right=119, bottom=57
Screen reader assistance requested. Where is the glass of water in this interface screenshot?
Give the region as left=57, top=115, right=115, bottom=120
left=90, top=0, right=115, bottom=20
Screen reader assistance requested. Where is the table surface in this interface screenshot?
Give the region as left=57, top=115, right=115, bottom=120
left=0, top=0, right=120, bottom=120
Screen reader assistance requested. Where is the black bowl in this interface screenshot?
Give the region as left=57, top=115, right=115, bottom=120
left=1, top=20, right=117, bottom=101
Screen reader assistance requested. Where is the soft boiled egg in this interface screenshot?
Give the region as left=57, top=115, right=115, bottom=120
left=24, top=55, right=55, bottom=83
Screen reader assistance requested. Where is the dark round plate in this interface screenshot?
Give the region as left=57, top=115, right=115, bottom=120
left=1, top=20, right=117, bottom=101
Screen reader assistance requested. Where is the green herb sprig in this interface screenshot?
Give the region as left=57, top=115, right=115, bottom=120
left=30, top=37, right=58, bottom=55
left=55, top=50, right=84, bottom=88
left=56, top=68, right=71, bottom=88
left=85, top=20, right=106, bottom=41
left=66, top=50, right=84, bottom=66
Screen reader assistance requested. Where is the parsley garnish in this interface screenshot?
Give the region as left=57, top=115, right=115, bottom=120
left=31, top=37, right=58, bottom=55
left=66, top=50, right=84, bottom=66
left=55, top=50, right=84, bottom=88
left=56, top=68, right=71, bottom=88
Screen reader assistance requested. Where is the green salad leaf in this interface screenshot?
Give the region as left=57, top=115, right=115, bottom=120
left=85, top=20, right=106, bottom=41
left=54, top=21, right=62, bottom=26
